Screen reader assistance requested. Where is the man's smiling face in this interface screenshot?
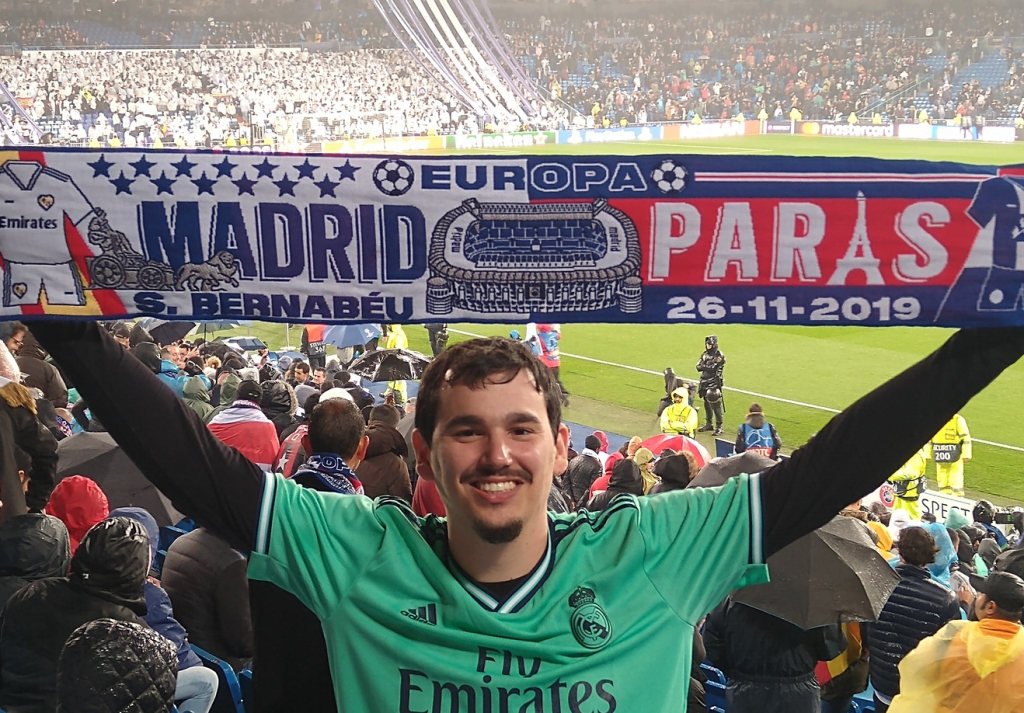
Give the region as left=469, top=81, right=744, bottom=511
left=414, top=370, right=568, bottom=544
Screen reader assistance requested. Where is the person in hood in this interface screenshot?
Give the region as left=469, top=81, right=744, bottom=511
left=161, top=526, right=253, bottom=672
left=111, top=507, right=219, bottom=713
left=208, top=380, right=279, bottom=471
left=649, top=452, right=698, bottom=494
left=56, top=618, right=178, bottom=713
left=633, top=447, right=657, bottom=494
left=46, top=475, right=109, bottom=554
left=661, top=387, right=699, bottom=436
left=658, top=367, right=690, bottom=416
left=355, top=405, right=412, bottom=502
left=587, top=459, right=645, bottom=511
left=696, top=335, right=726, bottom=435
left=182, top=376, right=213, bottom=422
left=128, top=323, right=154, bottom=348
left=0, top=513, right=70, bottom=611
left=205, top=372, right=241, bottom=423
left=0, top=516, right=150, bottom=713
left=15, top=330, right=67, bottom=409
left=0, top=343, right=59, bottom=521
left=559, top=452, right=602, bottom=511
left=260, top=380, right=297, bottom=438
left=735, top=403, right=782, bottom=460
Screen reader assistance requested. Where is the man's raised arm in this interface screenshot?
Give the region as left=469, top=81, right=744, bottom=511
left=761, top=328, right=1024, bottom=557
left=30, top=320, right=262, bottom=553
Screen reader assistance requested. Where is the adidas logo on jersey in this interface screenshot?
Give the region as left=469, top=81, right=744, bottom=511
left=401, top=603, right=437, bottom=626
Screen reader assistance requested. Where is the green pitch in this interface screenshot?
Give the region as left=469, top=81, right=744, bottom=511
left=216, top=133, right=1024, bottom=503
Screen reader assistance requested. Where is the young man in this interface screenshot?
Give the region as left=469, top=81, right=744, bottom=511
left=28, top=321, right=1024, bottom=712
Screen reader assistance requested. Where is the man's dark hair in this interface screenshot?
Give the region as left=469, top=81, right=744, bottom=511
left=898, top=526, right=939, bottom=567
left=303, top=393, right=321, bottom=414
left=368, top=404, right=401, bottom=428
left=337, top=371, right=352, bottom=386
left=415, top=337, right=560, bottom=447
left=314, top=367, right=326, bottom=376
left=295, top=362, right=310, bottom=374
left=308, top=399, right=366, bottom=459
left=921, top=512, right=937, bottom=524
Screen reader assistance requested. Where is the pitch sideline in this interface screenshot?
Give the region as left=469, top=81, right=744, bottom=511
left=450, top=329, right=1024, bottom=454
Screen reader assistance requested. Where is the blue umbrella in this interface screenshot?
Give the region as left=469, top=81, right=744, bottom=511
left=323, top=324, right=382, bottom=348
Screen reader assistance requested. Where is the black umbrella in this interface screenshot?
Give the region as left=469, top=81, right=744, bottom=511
left=347, top=348, right=431, bottom=382
left=56, top=432, right=183, bottom=527
left=733, top=516, right=900, bottom=629
left=135, top=318, right=197, bottom=346
left=686, top=451, right=777, bottom=489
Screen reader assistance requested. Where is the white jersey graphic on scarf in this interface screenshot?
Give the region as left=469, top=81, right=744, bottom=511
left=0, top=160, right=94, bottom=306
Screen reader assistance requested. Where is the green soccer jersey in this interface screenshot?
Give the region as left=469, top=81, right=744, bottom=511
left=247, top=471, right=768, bottom=712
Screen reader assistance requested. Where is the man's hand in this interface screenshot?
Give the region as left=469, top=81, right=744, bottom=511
left=958, top=582, right=976, bottom=609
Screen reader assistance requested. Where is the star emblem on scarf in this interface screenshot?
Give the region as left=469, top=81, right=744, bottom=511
left=192, top=171, right=217, bottom=195
left=335, top=159, right=360, bottom=181
left=128, top=155, right=156, bottom=177
left=88, top=154, right=114, bottom=178
left=110, top=171, right=135, bottom=195
left=233, top=173, right=258, bottom=196
left=151, top=171, right=176, bottom=195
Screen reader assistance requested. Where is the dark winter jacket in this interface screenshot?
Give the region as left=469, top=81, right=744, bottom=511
left=559, top=454, right=601, bottom=510
left=56, top=618, right=177, bottom=713
left=182, top=377, right=213, bottom=422
left=864, top=563, right=960, bottom=699
left=355, top=422, right=413, bottom=501
left=0, top=514, right=70, bottom=612
left=110, top=507, right=202, bottom=671
left=704, top=598, right=845, bottom=680
left=15, top=333, right=67, bottom=409
left=0, top=517, right=150, bottom=713
left=586, top=460, right=644, bottom=511
left=161, top=528, right=253, bottom=671
left=260, top=381, right=296, bottom=437
left=0, top=381, right=59, bottom=518
left=649, top=454, right=692, bottom=494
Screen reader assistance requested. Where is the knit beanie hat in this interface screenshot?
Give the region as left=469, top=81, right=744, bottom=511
left=236, top=379, right=263, bottom=403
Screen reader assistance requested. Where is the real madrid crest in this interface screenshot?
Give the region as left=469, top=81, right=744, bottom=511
left=568, top=586, right=612, bottom=650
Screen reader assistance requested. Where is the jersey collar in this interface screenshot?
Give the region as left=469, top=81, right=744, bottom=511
left=447, top=521, right=554, bottom=615
left=2, top=161, right=44, bottom=191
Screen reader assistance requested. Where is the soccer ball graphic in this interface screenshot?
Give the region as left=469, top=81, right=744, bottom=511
left=651, top=160, right=688, bottom=193
left=372, top=159, right=415, bottom=196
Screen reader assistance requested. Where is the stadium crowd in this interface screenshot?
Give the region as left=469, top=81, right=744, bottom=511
left=2, top=3, right=1024, bottom=146
left=0, top=318, right=1022, bottom=713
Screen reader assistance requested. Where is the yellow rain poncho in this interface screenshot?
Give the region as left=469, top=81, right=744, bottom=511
left=889, top=619, right=1024, bottom=713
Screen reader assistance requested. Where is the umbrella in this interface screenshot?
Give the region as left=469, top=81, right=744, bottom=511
left=135, top=318, right=197, bottom=346
left=639, top=434, right=710, bottom=468
left=348, top=348, right=431, bottom=382
left=56, top=432, right=183, bottom=527
left=323, top=324, right=382, bottom=349
left=199, top=320, right=249, bottom=332
left=733, top=516, right=901, bottom=629
left=687, top=451, right=777, bottom=489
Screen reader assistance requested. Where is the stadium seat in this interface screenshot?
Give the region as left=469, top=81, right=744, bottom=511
left=191, top=646, right=245, bottom=713
left=239, top=669, right=254, bottom=713
left=700, top=663, right=726, bottom=686
left=705, top=680, right=727, bottom=712
left=153, top=549, right=167, bottom=577
left=158, top=526, right=189, bottom=551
